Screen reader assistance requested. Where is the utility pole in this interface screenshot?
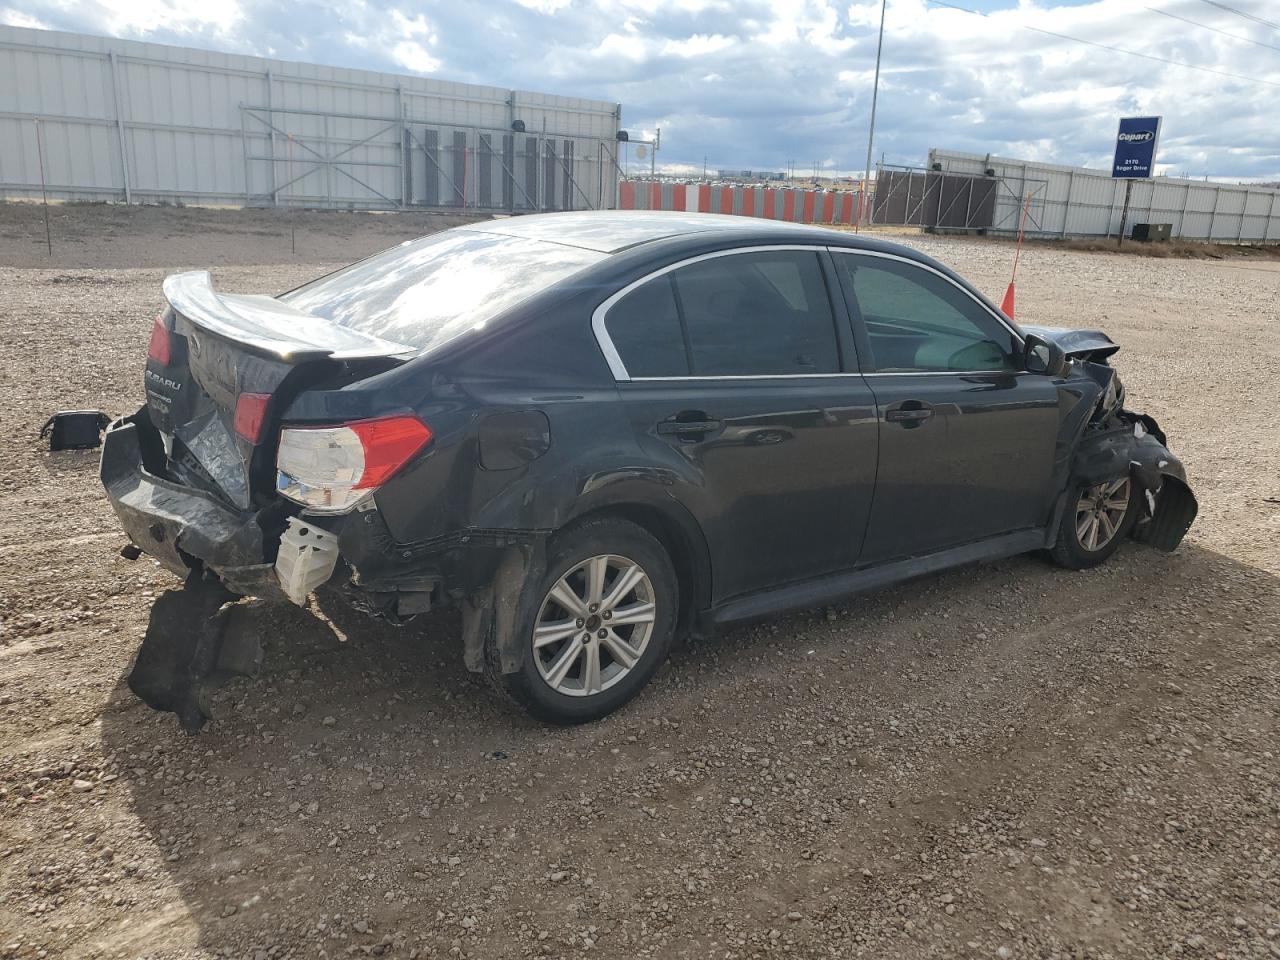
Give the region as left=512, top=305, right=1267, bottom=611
left=861, top=0, right=887, bottom=226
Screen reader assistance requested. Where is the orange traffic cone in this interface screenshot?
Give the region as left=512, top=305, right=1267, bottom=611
left=1000, top=281, right=1016, bottom=319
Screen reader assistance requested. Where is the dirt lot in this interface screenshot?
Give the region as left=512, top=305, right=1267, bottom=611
left=1, top=203, right=1277, bottom=960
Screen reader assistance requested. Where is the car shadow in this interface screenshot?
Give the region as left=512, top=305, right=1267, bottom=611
left=96, top=540, right=1280, bottom=957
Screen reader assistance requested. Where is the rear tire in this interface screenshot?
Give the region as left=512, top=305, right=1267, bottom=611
left=1050, top=476, right=1138, bottom=570
left=490, top=516, right=677, bottom=724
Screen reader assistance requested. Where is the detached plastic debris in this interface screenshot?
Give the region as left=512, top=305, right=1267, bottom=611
left=274, top=516, right=340, bottom=606
left=40, top=410, right=111, bottom=450
left=128, top=572, right=263, bottom=733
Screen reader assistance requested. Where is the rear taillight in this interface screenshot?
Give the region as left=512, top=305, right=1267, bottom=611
left=275, top=415, right=433, bottom=513
left=147, top=315, right=171, bottom=365
left=233, top=392, right=271, bottom=443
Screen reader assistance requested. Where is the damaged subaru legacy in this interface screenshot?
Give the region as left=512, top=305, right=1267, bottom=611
left=101, top=212, right=1197, bottom=731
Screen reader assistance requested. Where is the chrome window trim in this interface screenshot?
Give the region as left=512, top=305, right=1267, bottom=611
left=629, top=373, right=867, bottom=382
left=590, top=243, right=1024, bottom=383
left=823, top=246, right=1025, bottom=346
left=591, top=244, right=837, bottom=382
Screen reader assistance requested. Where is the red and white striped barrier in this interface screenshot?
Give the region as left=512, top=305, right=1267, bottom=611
left=618, top=179, right=863, bottom=225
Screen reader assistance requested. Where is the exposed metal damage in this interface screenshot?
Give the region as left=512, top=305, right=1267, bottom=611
left=1025, top=324, right=1199, bottom=556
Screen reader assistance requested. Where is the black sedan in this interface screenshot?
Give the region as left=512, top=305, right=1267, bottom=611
left=101, top=211, right=1197, bottom=729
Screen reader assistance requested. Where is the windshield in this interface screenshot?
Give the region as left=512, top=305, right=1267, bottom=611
left=281, top=228, right=606, bottom=352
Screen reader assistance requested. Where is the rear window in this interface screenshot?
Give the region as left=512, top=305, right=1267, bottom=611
left=281, top=229, right=605, bottom=352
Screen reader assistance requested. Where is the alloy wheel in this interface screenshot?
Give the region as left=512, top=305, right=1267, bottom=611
left=1075, top=477, right=1130, bottom=552
left=533, top=554, right=657, bottom=697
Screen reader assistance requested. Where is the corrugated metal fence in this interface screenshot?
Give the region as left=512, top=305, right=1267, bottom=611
left=0, top=24, right=623, bottom=211
left=620, top=179, right=865, bottom=225
left=930, top=148, right=1280, bottom=243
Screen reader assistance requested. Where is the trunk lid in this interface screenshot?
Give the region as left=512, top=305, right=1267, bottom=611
left=144, top=270, right=414, bottom=510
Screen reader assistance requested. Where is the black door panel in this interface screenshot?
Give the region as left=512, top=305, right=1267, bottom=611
left=620, top=379, right=878, bottom=601
left=859, top=372, right=1059, bottom=563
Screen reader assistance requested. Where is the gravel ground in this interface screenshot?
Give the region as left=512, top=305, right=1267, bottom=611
left=0, top=204, right=1277, bottom=960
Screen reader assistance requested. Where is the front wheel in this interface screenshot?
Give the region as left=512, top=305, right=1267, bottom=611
left=489, top=517, right=677, bottom=724
left=1049, top=476, right=1138, bottom=570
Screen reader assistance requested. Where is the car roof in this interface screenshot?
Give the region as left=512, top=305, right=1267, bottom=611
left=461, top=210, right=861, bottom=255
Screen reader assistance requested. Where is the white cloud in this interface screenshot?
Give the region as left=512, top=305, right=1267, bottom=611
left=391, top=40, right=441, bottom=73
left=0, top=6, right=48, bottom=27
left=96, top=0, right=243, bottom=38
left=511, top=0, right=573, bottom=11
left=661, top=32, right=734, bottom=57
left=592, top=32, right=649, bottom=60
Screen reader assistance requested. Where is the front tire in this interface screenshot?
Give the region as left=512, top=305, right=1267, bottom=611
left=491, top=517, right=677, bottom=724
left=1050, top=476, right=1138, bottom=570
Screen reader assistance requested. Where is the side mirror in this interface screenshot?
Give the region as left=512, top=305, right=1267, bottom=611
left=1023, top=333, right=1067, bottom=377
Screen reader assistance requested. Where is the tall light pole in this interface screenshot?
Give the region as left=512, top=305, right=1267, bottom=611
left=861, top=0, right=887, bottom=226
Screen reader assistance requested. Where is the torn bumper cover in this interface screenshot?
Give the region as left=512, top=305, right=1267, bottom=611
left=1070, top=412, right=1198, bottom=552
left=100, top=413, right=275, bottom=586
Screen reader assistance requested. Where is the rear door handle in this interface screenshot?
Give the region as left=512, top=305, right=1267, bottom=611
left=885, top=408, right=932, bottom=422
left=657, top=417, right=723, bottom=438
left=884, top=403, right=934, bottom=424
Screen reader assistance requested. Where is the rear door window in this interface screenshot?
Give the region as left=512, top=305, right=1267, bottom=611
left=675, top=251, right=839, bottom=376
left=603, top=249, right=840, bottom=378
left=603, top=275, right=690, bottom=377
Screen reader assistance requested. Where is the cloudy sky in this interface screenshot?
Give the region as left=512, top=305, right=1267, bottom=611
left=3, top=0, right=1278, bottom=180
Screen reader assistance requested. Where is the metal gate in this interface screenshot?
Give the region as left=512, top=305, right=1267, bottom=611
left=406, top=124, right=629, bottom=213
left=872, top=162, right=1048, bottom=233
left=240, top=104, right=640, bottom=212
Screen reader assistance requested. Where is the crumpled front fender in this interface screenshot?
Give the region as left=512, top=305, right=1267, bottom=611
left=1070, top=415, right=1197, bottom=552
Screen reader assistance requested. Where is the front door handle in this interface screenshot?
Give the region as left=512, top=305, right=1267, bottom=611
left=884, top=402, right=934, bottom=425
left=657, top=415, right=723, bottom=439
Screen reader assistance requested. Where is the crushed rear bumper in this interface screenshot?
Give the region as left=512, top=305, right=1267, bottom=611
left=100, top=411, right=275, bottom=587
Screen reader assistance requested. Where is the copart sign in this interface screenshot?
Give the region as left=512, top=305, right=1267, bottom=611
left=1112, top=116, right=1162, bottom=179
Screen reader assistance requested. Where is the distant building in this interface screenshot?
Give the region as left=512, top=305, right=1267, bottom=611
left=716, top=169, right=787, bottom=182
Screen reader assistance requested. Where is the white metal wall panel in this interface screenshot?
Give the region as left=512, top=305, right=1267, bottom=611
left=929, top=148, right=1280, bottom=243
left=1, top=23, right=620, bottom=207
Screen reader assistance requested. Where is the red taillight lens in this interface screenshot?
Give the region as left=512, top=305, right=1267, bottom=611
left=147, top=315, right=171, bottom=365
left=348, top=416, right=435, bottom=489
left=275, top=415, right=434, bottom=512
left=233, top=392, right=272, bottom=443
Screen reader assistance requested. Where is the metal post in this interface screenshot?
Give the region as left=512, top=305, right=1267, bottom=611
left=400, top=90, right=411, bottom=208
left=323, top=114, right=332, bottom=207
left=1264, top=191, right=1277, bottom=245
left=1208, top=185, right=1221, bottom=241
left=1107, top=179, right=1122, bottom=238
left=1237, top=188, right=1249, bottom=242
left=288, top=135, right=296, bottom=254
left=1117, top=179, right=1134, bottom=247
left=241, top=107, right=251, bottom=205
left=266, top=69, right=277, bottom=205
left=108, top=52, right=132, bottom=204
left=1061, top=169, right=1075, bottom=237
left=860, top=0, right=887, bottom=226
left=33, top=119, right=52, bottom=256
left=1178, top=182, right=1191, bottom=240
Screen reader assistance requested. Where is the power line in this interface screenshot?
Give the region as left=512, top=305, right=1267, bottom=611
left=1194, top=0, right=1280, bottom=33
left=1146, top=5, right=1280, bottom=53
left=926, top=0, right=1280, bottom=89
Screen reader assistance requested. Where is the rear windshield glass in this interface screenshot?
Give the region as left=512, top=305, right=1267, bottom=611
left=281, top=229, right=605, bottom=352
